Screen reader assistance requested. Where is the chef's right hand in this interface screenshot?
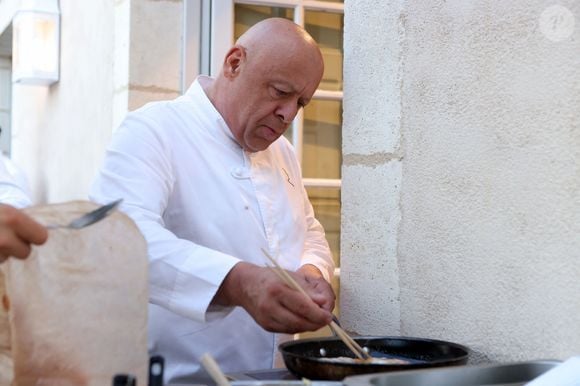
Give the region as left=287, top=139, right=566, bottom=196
left=0, top=204, right=48, bottom=263
left=213, top=262, right=334, bottom=333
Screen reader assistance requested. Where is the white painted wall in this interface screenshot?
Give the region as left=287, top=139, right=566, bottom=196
left=8, top=0, right=183, bottom=204
left=342, top=0, right=580, bottom=363
left=11, top=0, right=116, bottom=203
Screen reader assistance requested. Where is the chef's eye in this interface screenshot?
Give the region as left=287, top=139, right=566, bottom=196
left=272, top=87, right=289, bottom=98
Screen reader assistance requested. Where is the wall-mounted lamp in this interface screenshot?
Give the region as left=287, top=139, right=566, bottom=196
left=12, top=0, right=60, bottom=85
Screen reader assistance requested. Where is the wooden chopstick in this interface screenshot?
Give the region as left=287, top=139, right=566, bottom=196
left=328, top=321, right=370, bottom=360
left=260, top=248, right=371, bottom=360
left=200, top=353, right=231, bottom=386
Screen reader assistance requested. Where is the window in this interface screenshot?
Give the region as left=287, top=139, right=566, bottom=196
left=0, top=28, right=12, bottom=155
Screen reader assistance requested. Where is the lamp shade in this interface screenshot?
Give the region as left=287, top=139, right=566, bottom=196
left=12, top=0, right=60, bottom=85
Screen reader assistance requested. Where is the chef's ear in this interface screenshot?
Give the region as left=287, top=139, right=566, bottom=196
left=223, top=45, right=246, bottom=78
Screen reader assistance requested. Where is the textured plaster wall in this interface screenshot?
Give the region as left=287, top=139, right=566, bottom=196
left=127, top=0, right=182, bottom=112
left=10, top=0, right=183, bottom=203
left=341, top=0, right=405, bottom=335
left=342, top=0, right=580, bottom=361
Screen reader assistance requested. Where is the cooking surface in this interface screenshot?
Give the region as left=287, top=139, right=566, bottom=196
left=168, top=370, right=338, bottom=386
left=167, top=369, right=298, bottom=386
left=343, top=360, right=560, bottom=386
left=168, top=360, right=561, bottom=386
left=228, top=368, right=298, bottom=381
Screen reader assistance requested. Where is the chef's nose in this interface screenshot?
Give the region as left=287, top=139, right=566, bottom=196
left=275, top=101, right=299, bottom=124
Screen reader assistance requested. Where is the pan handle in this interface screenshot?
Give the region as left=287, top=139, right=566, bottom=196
left=148, top=355, right=165, bottom=386
left=112, top=375, right=136, bottom=386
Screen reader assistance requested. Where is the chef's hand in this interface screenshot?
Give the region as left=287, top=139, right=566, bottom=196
left=0, top=204, right=48, bottom=263
left=213, top=262, right=335, bottom=333
left=296, top=264, right=335, bottom=313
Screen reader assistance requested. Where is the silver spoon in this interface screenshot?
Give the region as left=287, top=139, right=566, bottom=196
left=47, top=199, right=123, bottom=230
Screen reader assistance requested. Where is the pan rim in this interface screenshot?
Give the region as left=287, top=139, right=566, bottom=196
left=279, top=335, right=470, bottom=366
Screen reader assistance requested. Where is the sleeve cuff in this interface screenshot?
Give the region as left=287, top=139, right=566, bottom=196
left=300, top=254, right=334, bottom=282
left=151, top=248, right=242, bottom=323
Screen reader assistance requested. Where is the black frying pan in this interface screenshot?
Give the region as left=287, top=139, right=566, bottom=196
left=279, top=336, right=470, bottom=380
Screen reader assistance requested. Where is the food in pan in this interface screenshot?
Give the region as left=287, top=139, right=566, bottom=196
left=318, top=356, right=410, bottom=365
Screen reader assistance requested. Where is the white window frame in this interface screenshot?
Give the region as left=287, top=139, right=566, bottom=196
left=0, top=56, right=12, bottom=155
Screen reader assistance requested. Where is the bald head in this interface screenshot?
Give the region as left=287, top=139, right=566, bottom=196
left=206, top=18, right=324, bottom=152
left=236, top=18, right=320, bottom=53
left=215, top=18, right=322, bottom=83
left=237, top=17, right=313, bottom=44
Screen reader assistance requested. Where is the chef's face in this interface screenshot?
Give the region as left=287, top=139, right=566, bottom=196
left=224, top=45, right=323, bottom=152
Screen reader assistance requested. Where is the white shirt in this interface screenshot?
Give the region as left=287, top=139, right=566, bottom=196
left=0, top=156, right=30, bottom=209
left=90, top=77, right=334, bottom=384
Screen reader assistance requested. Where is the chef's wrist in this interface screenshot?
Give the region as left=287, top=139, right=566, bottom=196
left=212, top=261, right=252, bottom=307
left=298, top=264, right=324, bottom=280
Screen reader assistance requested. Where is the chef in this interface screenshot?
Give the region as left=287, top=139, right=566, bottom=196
left=90, top=18, right=335, bottom=384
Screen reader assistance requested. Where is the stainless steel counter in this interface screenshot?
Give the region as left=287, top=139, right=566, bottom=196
left=343, top=360, right=560, bottom=386
left=170, top=360, right=561, bottom=386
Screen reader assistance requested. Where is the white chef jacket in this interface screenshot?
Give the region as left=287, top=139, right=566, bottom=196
left=90, top=77, right=334, bottom=384
left=0, top=156, right=30, bottom=208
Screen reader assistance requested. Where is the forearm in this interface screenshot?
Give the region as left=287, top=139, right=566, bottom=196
left=298, top=264, right=324, bottom=279
left=90, top=119, right=241, bottom=322
left=122, top=208, right=241, bottom=322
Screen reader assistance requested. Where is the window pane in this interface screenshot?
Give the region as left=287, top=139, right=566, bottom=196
left=234, top=5, right=294, bottom=40
left=298, top=186, right=340, bottom=338
left=307, top=187, right=340, bottom=266
left=302, top=99, right=342, bottom=179
left=283, top=124, right=293, bottom=143
left=0, top=65, right=11, bottom=155
left=305, top=11, right=343, bottom=91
